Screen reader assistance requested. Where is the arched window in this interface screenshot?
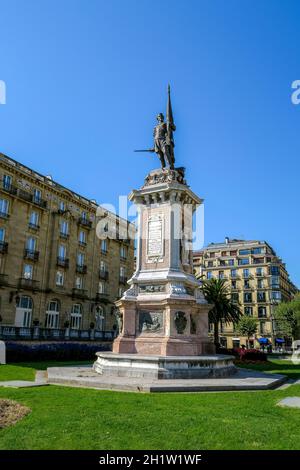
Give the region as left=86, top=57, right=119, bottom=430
left=45, top=300, right=60, bottom=329
left=70, top=303, right=82, bottom=329
left=15, top=295, right=33, bottom=327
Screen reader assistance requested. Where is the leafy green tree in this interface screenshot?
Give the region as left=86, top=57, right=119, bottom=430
left=201, top=278, right=242, bottom=348
left=236, top=316, right=257, bottom=348
left=273, top=293, right=300, bottom=342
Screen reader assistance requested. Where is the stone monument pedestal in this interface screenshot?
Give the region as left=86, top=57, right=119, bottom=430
left=94, top=352, right=236, bottom=379
left=94, top=168, right=235, bottom=380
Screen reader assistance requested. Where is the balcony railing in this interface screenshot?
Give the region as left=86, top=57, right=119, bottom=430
left=24, top=249, right=39, bottom=261
left=60, top=232, right=69, bottom=240
left=28, top=222, right=40, bottom=230
left=95, top=292, right=109, bottom=302
left=56, top=257, right=69, bottom=268
left=2, top=183, right=18, bottom=195
left=99, top=270, right=109, bottom=280
left=72, top=288, right=88, bottom=299
left=119, top=276, right=128, bottom=285
left=0, top=274, right=9, bottom=286
left=76, top=264, right=87, bottom=274
left=0, top=326, right=115, bottom=341
left=0, top=241, right=8, bottom=254
left=78, top=217, right=92, bottom=229
left=17, top=188, right=47, bottom=208
left=18, top=278, right=40, bottom=291
left=0, top=211, right=9, bottom=219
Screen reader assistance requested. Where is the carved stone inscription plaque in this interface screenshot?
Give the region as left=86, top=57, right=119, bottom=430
left=147, top=214, right=163, bottom=257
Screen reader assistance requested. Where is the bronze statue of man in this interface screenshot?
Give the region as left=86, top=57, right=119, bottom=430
left=153, top=112, right=176, bottom=170
left=135, top=85, right=177, bottom=170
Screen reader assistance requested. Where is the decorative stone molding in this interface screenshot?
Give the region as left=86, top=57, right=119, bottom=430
left=143, top=167, right=186, bottom=187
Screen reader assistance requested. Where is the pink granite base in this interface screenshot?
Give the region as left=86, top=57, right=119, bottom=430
left=113, top=335, right=215, bottom=356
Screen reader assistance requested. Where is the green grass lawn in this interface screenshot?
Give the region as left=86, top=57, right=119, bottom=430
left=0, top=359, right=299, bottom=450
left=0, top=364, right=36, bottom=382
left=0, top=361, right=90, bottom=382
left=237, top=359, right=300, bottom=380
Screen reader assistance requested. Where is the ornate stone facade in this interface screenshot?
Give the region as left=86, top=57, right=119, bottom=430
left=0, top=152, right=134, bottom=336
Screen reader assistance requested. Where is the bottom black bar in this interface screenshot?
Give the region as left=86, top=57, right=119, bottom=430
left=0, top=450, right=299, bottom=467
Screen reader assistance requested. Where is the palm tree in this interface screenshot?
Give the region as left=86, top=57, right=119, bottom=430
left=201, top=278, right=242, bottom=348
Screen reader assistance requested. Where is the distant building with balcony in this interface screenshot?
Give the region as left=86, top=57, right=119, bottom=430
left=0, top=152, right=135, bottom=340
left=193, top=238, right=298, bottom=349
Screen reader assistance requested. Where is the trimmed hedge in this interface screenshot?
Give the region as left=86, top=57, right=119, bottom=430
left=5, top=341, right=112, bottom=363
left=216, top=347, right=267, bottom=362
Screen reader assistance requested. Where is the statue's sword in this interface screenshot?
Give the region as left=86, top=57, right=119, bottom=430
left=134, top=149, right=155, bottom=153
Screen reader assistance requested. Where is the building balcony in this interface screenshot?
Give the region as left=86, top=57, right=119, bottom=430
left=18, top=278, right=40, bottom=291
left=72, top=288, right=88, bottom=299
left=32, top=195, right=47, bottom=208
left=95, top=292, right=109, bottom=302
left=2, top=183, right=18, bottom=195
left=0, top=241, right=8, bottom=254
left=18, top=189, right=47, bottom=208
left=0, top=273, right=9, bottom=286
left=253, top=258, right=264, bottom=265
left=119, top=276, right=128, bottom=285
left=78, top=217, right=92, bottom=229
left=76, top=264, right=87, bottom=274
left=1, top=182, right=47, bottom=209
left=28, top=222, right=40, bottom=231
left=59, top=232, right=69, bottom=240
left=0, top=211, right=9, bottom=219
left=24, top=249, right=39, bottom=261
left=56, top=257, right=69, bottom=268
left=99, top=270, right=109, bottom=280
left=78, top=240, right=87, bottom=248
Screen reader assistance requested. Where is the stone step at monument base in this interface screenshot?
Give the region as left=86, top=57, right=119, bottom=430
left=93, top=352, right=236, bottom=380
left=46, top=366, right=287, bottom=393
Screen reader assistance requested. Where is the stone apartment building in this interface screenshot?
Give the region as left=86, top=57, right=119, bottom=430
left=0, top=152, right=134, bottom=339
left=193, top=238, right=297, bottom=349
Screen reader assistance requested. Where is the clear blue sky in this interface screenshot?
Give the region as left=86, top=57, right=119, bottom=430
left=0, top=0, right=299, bottom=286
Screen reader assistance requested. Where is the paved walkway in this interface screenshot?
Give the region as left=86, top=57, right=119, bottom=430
left=277, top=397, right=300, bottom=408
left=0, top=370, right=48, bottom=388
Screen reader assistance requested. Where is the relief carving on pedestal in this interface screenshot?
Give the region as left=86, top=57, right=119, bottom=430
left=139, top=284, right=166, bottom=294
left=138, top=311, right=164, bottom=334
left=174, top=311, right=187, bottom=334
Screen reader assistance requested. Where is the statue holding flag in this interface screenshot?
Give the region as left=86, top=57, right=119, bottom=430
left=135, top=85, right=176, bottom=170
